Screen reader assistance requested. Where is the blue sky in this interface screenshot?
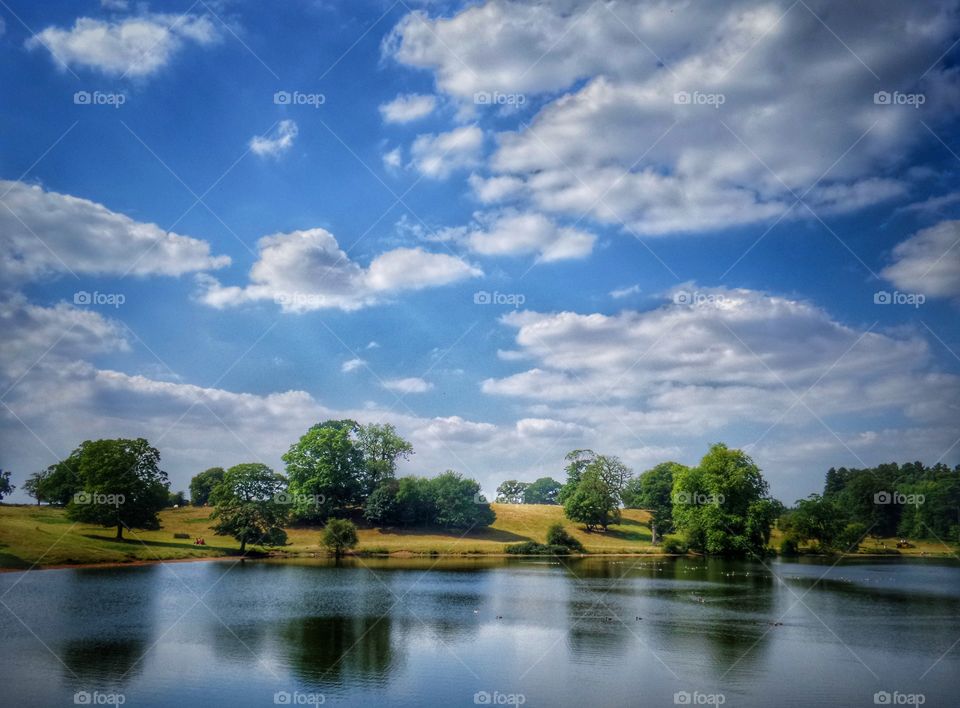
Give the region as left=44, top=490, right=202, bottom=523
left=1, top=0, right=959, bottom=504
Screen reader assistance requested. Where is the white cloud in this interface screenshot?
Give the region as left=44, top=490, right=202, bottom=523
left=382, top=146, right=402, bottom=170
left=457, top=210, right=595, bottom=262
left=341, top=358, right=366, bottom=373
left=379, top=93, right=437, bottom=123
left=410, top=125, right=483, bottom=178
left=197, top=228, right=481, bottom=312
left=101, top=0, right=129, bottom=10
left=382, top=377, right=433, bottom=394
left=610, top=284, right=641, bottom=299
left=881, top=220, right=960, bottom=299
left=250, top=120, right=298, bottom=158
left=27, top=13, right=220, bottom=77
left=0, top=180, right=229, bottom=284
left=387, top=0, right=959, bottom=235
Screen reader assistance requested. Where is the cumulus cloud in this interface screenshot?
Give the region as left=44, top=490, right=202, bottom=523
left=0, top=180, right=229, bottom=284
left=250, top=120, right=298, bottom=158
left=382, top=146, right=403, bottom=170
left=387, top=0, right=959, bottom=235
left=455, top=210, right=596, bottom=262
left=382, top=377, right=433, bottom=394
left=341, top=358, right=366, bottom=373
left=881, top=220, right=960, bottom=299
left=410, top=125, right=483, bottom=178
left=27, top=12, right=220, bottom=77
left=379, top=93, right=437, bottom=123
left=197, top=228, right=481, bottom=312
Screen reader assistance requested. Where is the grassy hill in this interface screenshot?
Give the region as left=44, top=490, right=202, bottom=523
left=0, top=503, right=657, bottom=569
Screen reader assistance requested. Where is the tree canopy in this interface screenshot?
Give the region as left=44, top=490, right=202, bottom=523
left=189, top=467, right=225, bottom=506
left=210, top=463, right=289, bottom=553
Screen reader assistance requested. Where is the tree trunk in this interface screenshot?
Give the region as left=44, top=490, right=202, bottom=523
left=651, top=523, right=659, bottom=545
left=115, top=524, right=123, bottom=540
left=240, top=538, right=246, bottom=554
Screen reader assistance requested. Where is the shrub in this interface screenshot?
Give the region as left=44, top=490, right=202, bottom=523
left=779, top=537, right=799, bottom=556
left=661, top=538, right=687, bottom=554
left=545, top=523, right=585, bottom=552
left=322, top=518, right=358, bottom=558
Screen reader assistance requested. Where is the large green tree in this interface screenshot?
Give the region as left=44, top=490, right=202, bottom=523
left=36, top=454, right=82, bottom=506
left=496, top=479, right=529, bottom=504
left=672, top=444, right=778, bottom=557
left=189, top=467, right=225, bottom=506
left=65, top=439, right=169, bottom=540
left=210, top=463, right=289, bottom=554
left=624, top=462, right=687, bottom=544
left=523, top=477, right=562, bottom=505
left=431, top=471, right=495, bottom=529
left=563, top=467, right=619, bottom=531
left=283, top=420, right=364, bottom=522
left=356, top=423, right=413, bottom=497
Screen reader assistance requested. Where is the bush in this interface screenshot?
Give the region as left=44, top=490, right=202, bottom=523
left=505, top=541, right=574, bottom=555
left=661, top=538, right=687, bottom=554
left=779, top=537, right=799, bottom=556
left=545, top=523, right=585, bottom=552
left=322, top=518, right=358, bottom=558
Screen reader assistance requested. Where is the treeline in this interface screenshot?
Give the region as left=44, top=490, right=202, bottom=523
left=16, top=420, right=496, bottom=550
left=779, top=462, right=960, bottom=552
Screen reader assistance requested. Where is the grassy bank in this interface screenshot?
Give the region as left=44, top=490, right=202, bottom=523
left=2, top=504, right=955, bottom=570
left=0, top=503, right=658, bottom=569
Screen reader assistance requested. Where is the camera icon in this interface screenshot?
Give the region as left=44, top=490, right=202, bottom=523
left=73, top=91, right=91, bottom=105
left=73, top=491, right=92, bottom=505
left=74, top=691, right=92, bottom=705
left=274, top=691, right=292, bottom=704
left=275, top=491, right=292, bottom=505
left=74, top=291, right=92, bottom=305
left=874, top=491, right=891, bottom=505
left=873, top=290, right=891, bottom=304
left=473, top=92, right=491, bottom=105
left=274, top=91, right=291, bottom=105
left=874, top=691, right=891, bottom=705
left=474, top=691, right=492, bottom=705
left=673, top=492, right=691, bottom=505
left=473, top=492, right=489, bottom=505
left=473, top=290, right=491, bottom=305
left=673, top=290, right=691, bottom=305
left=674, top=91, right=691, bottom=105
left=674, top=691, right=692, bottom=704
left=874, top=91, right=891, bottom=105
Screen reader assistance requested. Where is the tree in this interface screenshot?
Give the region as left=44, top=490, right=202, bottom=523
left=189, top=467, right=225, bottom=506
left=37, top=454, right=82, bottom=506
left=523, top=477, right=562, bottom=505
left=322, top=518, right=358, bottom=558
left=0, top=469, right=14, bottom=501
left=356, top=423, right=413, bottom=497
left=167, top=490, right=187, bottom=507
left=496, top=480, right=529, bottom=504
left=66, top=439, right=170, bottom=540
left=22, top=470, right=48, bottom=505
left=563, top=467, right=619, bottom=531
left=430, top=471, right=495, bottom=529
left=782, top=494, right=849, bottom=551
left=283, top=420, right=364, bottom=522
left=546, top=522, right=584, bottom=552
left=625, top=462, right=687, bottom=544
left=210, top=463, right=289, bottom=554
left=558, top=449, right=597, bottom=504
left=672, top=443, right=777, bottom=557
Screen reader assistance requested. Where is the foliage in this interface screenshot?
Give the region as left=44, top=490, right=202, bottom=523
left=672, top=443, right=777, bottom=557
left=22, top=470, right=47, bottom=505
left=0, top=469, right=14, bottom=501
left=210, top=463, right=289, bottom=553
left=37, top=454, right=82, bottom=506
left=496, top=479, right=529, bottom=504
left=322, top=518, right=359, bottom=558
left=167, top=490, right=187, bottom=507
left=189, top=467, right=225, bottom=506
left=624, top=462, right=686, bottom=544
left=365, top=472, right=495, bottom=529
left=431, top=471, right=496, bottom=529
left=65, top=439, right=170, bottom=540
left=356, top=423, right=414, bottom=497
left=561, top=452, right=632, bottom=532
left=545, top=522, right=585, bottom=551
left=283, top=420, right=365, bottom=522
left=505, top=541, right=574, bottom=555
left=522, top=477, right=563, bottom=505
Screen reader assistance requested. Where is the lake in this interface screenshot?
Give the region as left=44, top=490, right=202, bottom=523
left=1, top=556, right=957, bottom=707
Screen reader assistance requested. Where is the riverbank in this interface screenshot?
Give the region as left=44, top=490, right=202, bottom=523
left=2, top=503, right=955, bottom=570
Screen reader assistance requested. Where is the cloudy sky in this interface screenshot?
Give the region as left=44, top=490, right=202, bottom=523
left=1, top=0, right=959, bottom=504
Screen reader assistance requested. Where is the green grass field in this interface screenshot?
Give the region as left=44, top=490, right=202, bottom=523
left=1, top=503, right=955, bottom=570
left=0, top=503, right=659, bottom=569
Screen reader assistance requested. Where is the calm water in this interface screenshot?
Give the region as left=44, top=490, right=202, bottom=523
left=1, top=556, right=958, bottom=707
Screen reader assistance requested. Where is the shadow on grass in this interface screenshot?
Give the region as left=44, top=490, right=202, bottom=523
left=0, top=550, right=30, bottom=569
left=602, top=517, right=653, bottom=543
left=79, top=534, right=239, bottom=555
left=372, top=526, right=531, bottom=543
